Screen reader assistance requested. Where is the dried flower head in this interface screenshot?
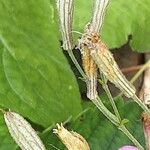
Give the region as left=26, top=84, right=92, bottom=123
left=53, top=123, right=90, bottom=150
left=80, top=27, right=136, bottom=98
left=78, top=0, right=109, bottom=100
left=4, top=111, right=46, bottom=150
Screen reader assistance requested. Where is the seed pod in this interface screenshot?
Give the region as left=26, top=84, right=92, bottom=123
left=81, top=31, right=135, bottom=98
left=53, top=123, right=90, bottom=150
left=80, top=42, right=98, bottom=99
left=56, top=0, right=74, bottom=50
left=4, top=111, right=46, bottom=150
left=90, top=0, right=109, bottom=33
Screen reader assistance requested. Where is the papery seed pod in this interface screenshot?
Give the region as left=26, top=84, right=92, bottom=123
left=81, top=31, right=136, bottom=98
left=142, top=112, right=150, bottom=150
left=90, top=0, right=109, bottom=33
left=4, top=111, right=46, bottom=150
left=80, top=42, right=98, bottom=99
left=53, top=123, right=90, bottom=150
left=56, top=0, right=74, bottom=50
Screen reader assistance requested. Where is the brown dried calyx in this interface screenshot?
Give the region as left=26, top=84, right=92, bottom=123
left=53, top=123, right=90, bottom=150
left=79, top=26, right=136, bottom=98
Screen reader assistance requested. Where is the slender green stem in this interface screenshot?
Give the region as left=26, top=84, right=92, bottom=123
left=99, top=75, right=121, bottom=120
left=131, top=60, right=150, bottom=84
left=92, top=97, right=120, bottom=126
left=132, top=95, right=150, bottom=116
left=115, top=60, right=150, bottom=99
left=119, top=125, right=144, bottom=150
left=68, top=50, right=86, bottom=79
left=92, top=97, right=144, bottom=150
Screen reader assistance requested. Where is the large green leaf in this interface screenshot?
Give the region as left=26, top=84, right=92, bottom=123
left=0, top=0, right=82, bottom=128
left=73, top=0, right=150, bottom=52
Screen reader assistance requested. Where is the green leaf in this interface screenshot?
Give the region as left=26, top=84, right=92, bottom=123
left=41, top=97, right=145, bottom=150
left=0, top=113, right=17, bottom=150
left=73, top=0, right=150, bottom=52
left=70, top=99, right=144, bottom=150
left=0, top=0, right=82, bottom=128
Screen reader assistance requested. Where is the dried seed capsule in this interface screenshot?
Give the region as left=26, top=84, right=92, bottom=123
left=80, top=43, right=98, bottom=100
left=90, top=0, right=109, bottom=33
left=81, top=31, right=135, bottom=98
left=4, top=111, right=46, bottom=150
left=53, top=123, right=90, bottom=150
left=56, top=0, right=74, bottom=50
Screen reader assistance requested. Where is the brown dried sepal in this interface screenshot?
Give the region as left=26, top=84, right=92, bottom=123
left=80, top=42, right=98, bottom=100
left=80, top=30, right=135, bottom=98
left=53, top=123, right=90, bottom=150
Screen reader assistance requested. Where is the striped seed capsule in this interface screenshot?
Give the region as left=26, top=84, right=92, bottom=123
left=56, top=0, right=74, bottom=50
left=4, top=111, right=46, bottom=150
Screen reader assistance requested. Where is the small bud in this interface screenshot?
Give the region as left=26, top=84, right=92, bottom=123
left=53, top=123, right=90, bottom=150
left=4, top=111, right=46, bottom=150
left=56, top=0, right=74, bottom=50
left=142, top=112, right=150, bottom=150
left=119, top=145, right=138, bottom=150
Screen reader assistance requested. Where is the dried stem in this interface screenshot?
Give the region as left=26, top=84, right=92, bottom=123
left=121, top=65, right=142, bottom=74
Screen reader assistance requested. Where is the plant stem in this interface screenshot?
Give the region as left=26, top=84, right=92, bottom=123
left=92, top=97, right=144, bottom=150
left=92, top=97, right=120, bottom=126
left=132, top=95, right=150, bottom=116
left=68, top=50, right=86, bottom=79
left=115, top=60, right=150, bottom=99
left=131, top=59, right=150, bottom=84
left=119, top=125, right=144, bottom=150
left=99, top=74, right=121, bottom=120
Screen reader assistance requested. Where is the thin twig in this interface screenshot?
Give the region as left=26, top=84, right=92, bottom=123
left=121, top=65, right=142, bottom=74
